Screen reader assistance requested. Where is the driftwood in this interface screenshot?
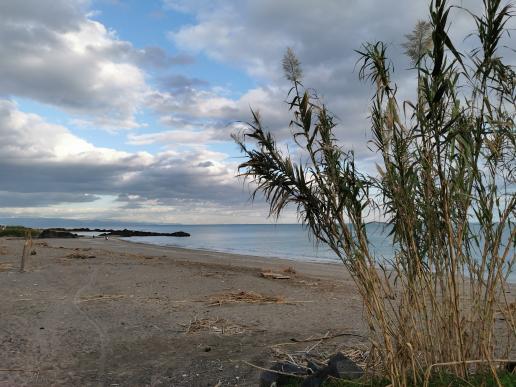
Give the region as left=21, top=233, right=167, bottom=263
left=290, top=332, right=366, bottom=343
left=261, top=271, right=291, bottom=280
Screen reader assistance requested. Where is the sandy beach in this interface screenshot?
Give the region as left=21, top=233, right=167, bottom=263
left=0, top=236, right=366, bottom=386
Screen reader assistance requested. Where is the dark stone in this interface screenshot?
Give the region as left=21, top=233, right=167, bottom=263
left=98, top=229, right=190, bottom=237
left=39, top=229, right=78, bottom=239
left=259, top=362, right=306, bottom=387
left=301, top=353, right=363, bottom=386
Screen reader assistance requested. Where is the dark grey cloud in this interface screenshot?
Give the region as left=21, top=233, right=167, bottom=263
left=134, top=47, right=196, bottom=68
left=158, top=74, right=209, bottom=90
left=0, top=0, right=86, bottom=32
left=0, top=191, right=100, bottom=207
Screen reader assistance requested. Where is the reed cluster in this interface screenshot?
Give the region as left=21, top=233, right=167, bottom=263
left=233, top=0, right=515, bottom=384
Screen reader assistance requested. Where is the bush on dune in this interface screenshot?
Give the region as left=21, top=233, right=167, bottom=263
left=0, top=226, right=40, bottom=238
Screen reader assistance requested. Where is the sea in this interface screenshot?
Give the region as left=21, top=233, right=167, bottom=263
left=1, top=218, right=513, bottom=282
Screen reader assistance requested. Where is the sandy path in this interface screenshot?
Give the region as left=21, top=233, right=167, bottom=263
left=0, top=237, right=365, bottom=386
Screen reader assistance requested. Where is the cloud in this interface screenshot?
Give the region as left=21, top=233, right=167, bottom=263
left=0, top=0, right=154, bottom=129
left=158, top=74, right=209, bottom=90
left=165, top=0, right=516, bottom=158
left=0, top=100, right=248, bottom=213
left=133, top=47, right=195, bottom=68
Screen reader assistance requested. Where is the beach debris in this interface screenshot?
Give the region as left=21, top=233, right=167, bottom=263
left=259, top=345, right=370, bottom=386
left=36, top=241, right=49, bottom=247
left=0, top=263, right=13, bottom=272
left=67, top=253, right=96, bottom=259
left=283, top=266, right=297, bottom=274
left=79, top=294, right=126, bottom=303
left=180, top=316, right=249, bottom=335
left=258, top=362, right=307, bottom=386
left=207, top=290, right=285, bottom=306
left=260, top=271, right=291, bottom=280
left=302, top=352, right=364, bottom=384
left=289, top=332, right=366, bottom=343
left=30, top=250, right=36, bottom=255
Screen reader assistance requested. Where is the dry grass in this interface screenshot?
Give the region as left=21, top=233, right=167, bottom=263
left=261, top=270, right=291, bottom=279
left=67, top=253, right=96, bottom=259
left=0, top=262, right=13, bottom=272
left=270, top=338, right=381, bottom=376
left=207, top=290, right=286, bottom=306
left=79, top=294, right=126, bottom=303
left=283, top=266, right=297, bottom=274
left=180, top=316, right=250, bottom=335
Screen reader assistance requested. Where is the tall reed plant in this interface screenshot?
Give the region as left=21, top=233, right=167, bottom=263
left=233, top=0, right=515, bottom=385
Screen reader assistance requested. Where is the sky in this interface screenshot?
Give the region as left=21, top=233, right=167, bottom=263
left=0, top=0, right=514, bottom=224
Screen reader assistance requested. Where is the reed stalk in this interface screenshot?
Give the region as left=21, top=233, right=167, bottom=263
left=233, top=0, right=515, bottom=384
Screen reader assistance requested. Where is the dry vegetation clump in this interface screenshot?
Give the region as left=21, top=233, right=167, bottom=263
left=261, top=270, right=292, bottom=279
left=67, top=253, right=96, bottom=259
left=79, top=294, right=126, bottom=303
left=180, top=316, right=250, bottom=335
left=283, top=266, right=297, bottom=274
left=0, top=262, right=13, bottom=272
left=234, top=0, right=515, bottom=384
left=207, top=290, right=286, bottom=306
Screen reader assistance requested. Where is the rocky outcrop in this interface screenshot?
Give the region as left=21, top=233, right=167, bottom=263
left=39, top=229, right=78, bottom=239
left=98, top=229, right=190, bottom=237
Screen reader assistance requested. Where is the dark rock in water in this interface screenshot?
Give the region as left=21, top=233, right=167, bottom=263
left=39, top=229, right=78, bottom=239
left=98, top=229, right=190, bottom=237
left=259, top=362, right=306, bottom=387
left=301, top=353, right=363, bottom=386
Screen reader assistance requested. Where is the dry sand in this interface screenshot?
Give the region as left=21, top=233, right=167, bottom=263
left=0, top=237, right=366, bottom=386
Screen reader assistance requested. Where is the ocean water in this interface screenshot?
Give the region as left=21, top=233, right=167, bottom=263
left=118, top=223, right=392, bottom=263
left=111, top=223, right=396, bottom=263
left=113, top=223, right=514, bottom=283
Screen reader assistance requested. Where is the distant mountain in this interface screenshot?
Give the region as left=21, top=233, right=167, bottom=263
left=0, top=217, right=179, bottom=229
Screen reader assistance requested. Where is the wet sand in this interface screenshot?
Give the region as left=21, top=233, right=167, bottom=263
left=0, top=237, right=365, bottom=386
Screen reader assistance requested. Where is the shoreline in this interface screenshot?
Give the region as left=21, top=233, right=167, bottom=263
left=115, top=235, right=344, bottom=267
left=106, top=236, right=352, bottom=282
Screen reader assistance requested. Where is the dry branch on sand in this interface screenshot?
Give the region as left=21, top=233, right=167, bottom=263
left=0, top=262, right=13, bottom=272
left=179, top=316, right=250, bottom=335
left=207, top=290, right=286, bottom=306
left=79, top=294, right=126, bottom=303
left=260, top=271, right=291, bottom=280
left=66, top=253, right=96, bottom=259
left=268, top=331, right=383, bottom=378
